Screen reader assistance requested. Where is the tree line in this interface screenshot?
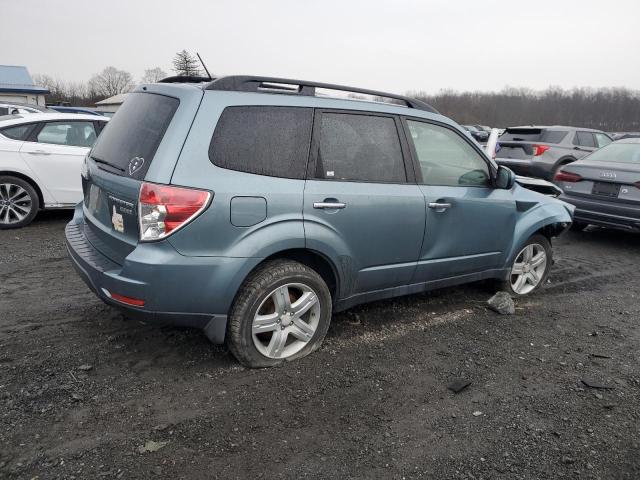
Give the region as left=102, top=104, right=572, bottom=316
left=35, top=50, right=204, bottom=106
left=412, top=86, right=640, bottom=132
left=34, top=51, right=640, bottom=131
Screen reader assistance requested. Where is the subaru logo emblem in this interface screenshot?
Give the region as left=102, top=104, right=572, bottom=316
left=128, top=157, right=145, bottom=176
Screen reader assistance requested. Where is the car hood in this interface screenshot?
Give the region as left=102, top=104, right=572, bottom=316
left=515, top=175, right=563, bottom=197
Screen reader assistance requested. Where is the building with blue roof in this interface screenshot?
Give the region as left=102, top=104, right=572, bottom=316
left=0, top=65, right=49, bottom=106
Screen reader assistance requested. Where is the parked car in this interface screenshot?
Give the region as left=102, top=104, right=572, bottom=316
left=555, top=138, right=640, bottom=232
left=0, top=102, right=52, bottom=115
left=495, top=126, right=613, bottom=181
left=462, top=125, right=489, bottom=143
left=611, top=132, right=640, bottom=141
left=49, top=106, right=108, bottom=116
left=0, top=113, right=108, bottom=228
left=65, top=75, right=573, bottom=367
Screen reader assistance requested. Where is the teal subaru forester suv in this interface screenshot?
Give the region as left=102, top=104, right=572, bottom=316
left=66, top=75, right=573, bottom=367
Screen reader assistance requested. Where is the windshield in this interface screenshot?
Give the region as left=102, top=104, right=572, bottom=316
left=585, top=142, right=640, bottom=164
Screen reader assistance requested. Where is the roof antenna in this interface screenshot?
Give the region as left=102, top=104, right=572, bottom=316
left=196, top=52, right=212, bottom=80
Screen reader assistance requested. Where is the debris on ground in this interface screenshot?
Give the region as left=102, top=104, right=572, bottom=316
left=138, top=441, right=169, bottom=454
left=581, top=377, right=615, bottom=390
left=487, top=292, right=515, bottom=315
left=447, top=379, right=472, bottom=394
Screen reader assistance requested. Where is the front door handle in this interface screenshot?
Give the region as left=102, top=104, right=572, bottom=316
left=313, top=201, right=346, bottom=210
left=428, top=202, right=452, bottom=212
left=27, top=150, right=51, bottom=155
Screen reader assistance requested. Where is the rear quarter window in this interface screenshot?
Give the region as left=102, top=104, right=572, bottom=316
left=90, top=92, right=179, bottom=178
left=0, top=123, right=36, bottom=141
left=209, top=106, right=313, bottom=179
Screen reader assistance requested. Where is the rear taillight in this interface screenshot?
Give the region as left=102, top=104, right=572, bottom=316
left=554, top=170, right=582, bottom=183
left=139, top=182, right=211, bottom=241
left=532, top=144, right=550, bottom=156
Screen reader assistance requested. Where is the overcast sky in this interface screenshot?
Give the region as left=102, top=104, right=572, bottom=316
left=2, top=0, right=639, bottom=94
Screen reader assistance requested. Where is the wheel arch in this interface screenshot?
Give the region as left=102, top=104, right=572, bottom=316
left=261, top=248, right=339, bottom=300
left=0, top=170, right=44, bottom=209
left=551, top=156, right=577, bottom=175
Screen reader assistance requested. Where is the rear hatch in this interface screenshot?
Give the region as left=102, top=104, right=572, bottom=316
left=497, top=128, right=568, bottom=159
left=82, top=86, right=203, bottom=264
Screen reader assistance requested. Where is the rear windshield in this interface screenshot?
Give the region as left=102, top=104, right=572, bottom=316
left=500, top=128, right=568, bottom=144
left=586, top=143, right=640, bottom=164
left=90, top=92, right=179, bottom=178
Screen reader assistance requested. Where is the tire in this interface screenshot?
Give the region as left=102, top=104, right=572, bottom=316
left=0, top=176, right=39, bottom=229
left=226, top=259, right=333, bottom=368
left=497, top=234, right=553, bottom=297
left=570, top=221, right=588, bottom=232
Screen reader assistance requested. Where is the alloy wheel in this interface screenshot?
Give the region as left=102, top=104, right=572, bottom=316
left=0, top=183, right=33, bottom=225
left=510, top=243, right=548, bottom=294
left=252, top=283, right=321, bottom=359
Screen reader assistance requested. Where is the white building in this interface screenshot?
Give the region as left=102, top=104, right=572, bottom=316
left=0, top=65, right=48, bottom=105
left=94, top=93, right=128, bottom=114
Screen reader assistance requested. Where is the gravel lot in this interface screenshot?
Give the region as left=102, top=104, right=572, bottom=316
left=1, top=211, right=639, bottom=479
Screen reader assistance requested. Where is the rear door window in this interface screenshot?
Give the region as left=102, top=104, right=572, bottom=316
left=574, top=131, right=596, bottom=148
left=209, top=106, right=313, bottom=179
left=314, top=112, right=406, bottom=183
left=90, top=92, right=179, bottom=178
left=36, top=121, right=97, bottom=147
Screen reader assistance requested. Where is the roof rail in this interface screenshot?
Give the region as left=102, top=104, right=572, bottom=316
left=205, top=76, right=438, bottom=113
left=158, top=75, right=213, bottom=84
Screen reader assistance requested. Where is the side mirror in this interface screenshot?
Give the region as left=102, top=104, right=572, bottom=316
left=495, top=165, right=516, bottom=190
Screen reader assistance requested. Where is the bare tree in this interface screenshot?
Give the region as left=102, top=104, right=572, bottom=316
left=172, top=50, right=202, bottom=77
left=142, top=67, right=167, bottom=84
left=88, top=66, right=134, bottom=98
left=33, top=74, right=95, bottom=106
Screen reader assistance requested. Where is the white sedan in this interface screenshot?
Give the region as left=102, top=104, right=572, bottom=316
left=0, top=112, right=108, bottom=228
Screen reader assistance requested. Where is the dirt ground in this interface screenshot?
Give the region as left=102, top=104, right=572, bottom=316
left=1, top=211, right=639, bottom=480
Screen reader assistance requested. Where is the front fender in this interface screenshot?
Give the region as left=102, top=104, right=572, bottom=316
left=505, top=199, right=574, bottom=266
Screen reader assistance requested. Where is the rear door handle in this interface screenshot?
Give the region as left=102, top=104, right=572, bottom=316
left=428, top=202, right=452, bottom=212
left=27, top=150, right=51, bottom=155
left=313, top=202, right=346, bottom=209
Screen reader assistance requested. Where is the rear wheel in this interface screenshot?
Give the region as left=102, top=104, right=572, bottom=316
left=0, top=176, right=39, bottom=229
left=498, top=234, right=552, bottom=296
left=226, top=259, right=332, bottom=368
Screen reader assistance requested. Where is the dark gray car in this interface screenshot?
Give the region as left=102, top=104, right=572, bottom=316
left=496, top=126, right=613, bottom=180
left=556, top=138, right=640, bottom=232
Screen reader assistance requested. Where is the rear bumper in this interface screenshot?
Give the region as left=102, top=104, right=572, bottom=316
left=560, top=194, right=640, bottom=231
left=64, top=206, right=260, bottom=343
left=496, top=158, right=552, bottom=180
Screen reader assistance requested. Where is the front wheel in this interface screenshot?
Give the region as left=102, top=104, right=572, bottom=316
left=226, top=259, right=332, bottom=368
left=500, top=234, right=552, bottom=296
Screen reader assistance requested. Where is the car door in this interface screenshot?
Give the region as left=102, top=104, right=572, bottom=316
left=403, top=118, right=517, bottom=282
left=303, top=110, right=426, bottom=296
left=20, top=120, right=97, bottom=205
left=572, top=131, right=597, bottom=158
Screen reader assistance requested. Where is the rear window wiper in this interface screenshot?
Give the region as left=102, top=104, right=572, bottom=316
left=90, top=156, right=125, bottom=173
